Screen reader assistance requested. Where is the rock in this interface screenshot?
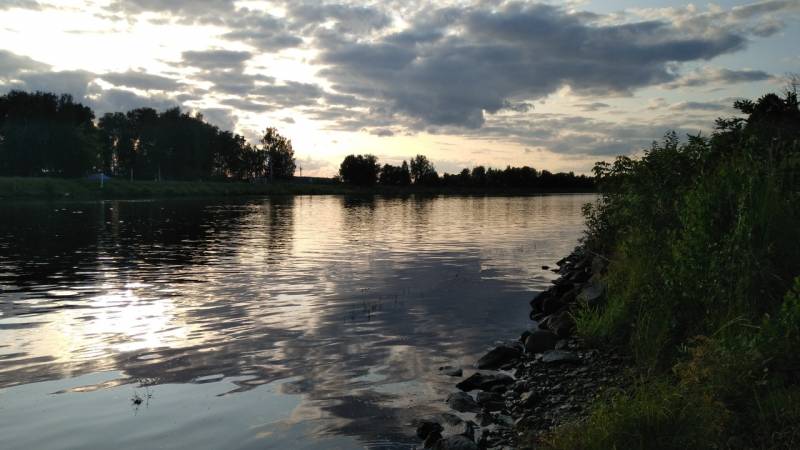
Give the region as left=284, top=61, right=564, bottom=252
left=541, top=350, right=581, bottom=364
left=523, top=330, right=559, bottom=354
left=578, top=282, right=605, bottom=307
left=456, top=372, right=514, bottom=392
left=476, top=411, right=494, bottom=427
left=547, top=311, right=575, bottom=337
left=434, top=435, right=478, bottom=450
left=416, top=420, right=444, bottom=440
left=541, top=295, right=566, bottom=314
left=447, top=392, right=480, bottom=412
left=424, top=431, right=443, bottom=448
left=591, top=255, right=606, bottom=274
left=439, top=366, right=463, bottom=377
left=519, top=390, right=540, bottom=408
left=476, top=391, right=505, bottom=411
left=476, top=344, right=521, bottom=370
left=541, top=265, right=550, bottom=270
left=529, top=290, right=549, bottom=311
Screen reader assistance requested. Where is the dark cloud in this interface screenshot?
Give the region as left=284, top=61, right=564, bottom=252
left=576, top=102, right=611, bottom=112
left=219, top=9, right=303, bottom=50
left=199, top=107, right=237, bottom=131
left=668, top=99, right=738, bottom=112
left=99, top=70, right=184, bottom=91
left=664, top=67, right=774, bottom=89
left=252, top=81, right=324, bottom=107
left=108, top=0, right=235, bottom=16
left=0, top=49, right=50, bottom=76
left=0, top=0, right=41, bottom=10
left=179, top=49, right=252, bottom=70
left=316, top=2, right=747, bottom=129
left=88, top=87, right=181, bottom=114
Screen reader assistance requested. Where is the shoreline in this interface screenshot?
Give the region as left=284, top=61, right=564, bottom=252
left=0, top=177, right=595, bottom=201
left=415, top=246, right=628, bottom=450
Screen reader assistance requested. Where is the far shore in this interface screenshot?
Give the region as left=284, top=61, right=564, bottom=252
left=0, top=176, right=596, bottom=201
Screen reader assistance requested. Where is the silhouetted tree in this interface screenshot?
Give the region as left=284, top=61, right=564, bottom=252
left=339, top=154, right=380, bottom=185
left=410, top=154, right=437, bottom=185
left=261, top=127, right=296, bottom=180
left=379, top=162, right=411, bottom=185
left=0, top=91, right=99, bottom=177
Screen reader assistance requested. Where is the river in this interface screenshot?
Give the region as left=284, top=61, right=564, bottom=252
left=0, top=194, right=592, bottom=449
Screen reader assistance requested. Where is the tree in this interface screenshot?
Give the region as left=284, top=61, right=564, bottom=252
left=0, top=91, right=100, bottom=177
left=379, top=162, right=411, bottom=185
left=339, top=154, right=380, bottom=185
left=410, top=154, right=436, bottom=184
left=261, top=127, right=296, bottom=180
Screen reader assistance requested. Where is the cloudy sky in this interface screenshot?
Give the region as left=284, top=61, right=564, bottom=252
left=1, top=0, right=798, bottom=176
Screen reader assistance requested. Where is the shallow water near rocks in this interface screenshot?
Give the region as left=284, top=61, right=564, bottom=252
left=0, top=194, right=592, bottom=449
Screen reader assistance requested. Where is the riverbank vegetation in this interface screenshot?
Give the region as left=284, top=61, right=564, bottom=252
left=338, top=153, right=594, bottom=190
left=0, top=90, right=295, bottom=181
left=546, top=92, right=800, bottom=449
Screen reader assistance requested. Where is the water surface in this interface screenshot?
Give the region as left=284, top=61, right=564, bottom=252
left=0, top=194, right=592, bottom=449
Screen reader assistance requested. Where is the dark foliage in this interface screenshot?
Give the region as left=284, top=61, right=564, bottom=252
left=0, top=90, right=295, bottom=181
left=339, top=154, right=380, bottom=185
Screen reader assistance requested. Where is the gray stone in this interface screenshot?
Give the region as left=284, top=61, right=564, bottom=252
left=476, top=344, right=521, bottom=370
left=523, top=330, right=559, bottom=353
left=547, top=310, right=575, bottom=337
left=541, top=350, right=581, bottom=364
left=434, top=435, right=478, bottom=450
left=578, top=282, right=605, bottom=306
left=416, top=420, right=443, bottom=439
left=439, top=366, right=463, bottom=377
left=447, top=392, right=480, bottom=412
left=476, top=391, right=505, bottom=411
left=456, top=372, right=514, bottom=392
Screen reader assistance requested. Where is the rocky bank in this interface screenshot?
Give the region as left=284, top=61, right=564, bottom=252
left=414, top=246, right=628, bottom=450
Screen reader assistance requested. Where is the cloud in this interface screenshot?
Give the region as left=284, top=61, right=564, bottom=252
left=107, top=0, right=236, bottom=17
left=199, top=107, right=237, bottom=131
left=0, top=0, right=41, bottom=11
left=99, top=69, right=184, bottom=91
left=575, top=102, right=611, bottom=112
left=668, top=100, right=735, bottom=111
left=664, top=67, right=774, bottom=89
left=315, top=2, right=747, bottom=129
left=0, top=49, right=50, bottom=76
left=87, top=87, right=181, bottom=114
left=179, top=49, right=252, bottom=70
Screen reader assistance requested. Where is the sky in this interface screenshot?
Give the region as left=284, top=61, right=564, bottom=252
left=1, top=0, right=798, bottom=176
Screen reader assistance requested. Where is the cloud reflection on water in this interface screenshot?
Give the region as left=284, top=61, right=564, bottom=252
left=0, top=195, right=591, bottom=449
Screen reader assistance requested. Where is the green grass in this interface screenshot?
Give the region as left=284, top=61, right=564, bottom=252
left=0, top=176, right=595, bottom=200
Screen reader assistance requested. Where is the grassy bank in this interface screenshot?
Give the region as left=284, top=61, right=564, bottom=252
left=541, top=93, right=800, bottom=449
left=0, top=176, right=595, bottom=200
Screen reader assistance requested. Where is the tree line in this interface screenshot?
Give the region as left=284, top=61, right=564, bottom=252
left=338, top=153, right=594, bottom=190
left=0, top=90, right=295, bottom=180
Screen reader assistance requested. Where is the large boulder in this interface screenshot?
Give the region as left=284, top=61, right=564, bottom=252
left=578, top=282, right=605, bottom=308
left=476, top=344, right=521, bottom=370
left=476, top=391, right=505, bottom=412
left=435, top=435, right=478, bottom=450
left=456, top=372, right=514, bottom=392
left=523, top=330, right=559, bottom=354
left=417, top=420, right=444, bottom=440
left=447, top=392, right=480, bottom=412
left=547, top=311, right=575, bottom=337
left=439, top=366, right=463, bottom=377
left=541, top=350, right=581, bottom=364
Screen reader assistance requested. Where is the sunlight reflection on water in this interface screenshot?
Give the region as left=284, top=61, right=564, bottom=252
left=0, top=194, right=593, bottom=449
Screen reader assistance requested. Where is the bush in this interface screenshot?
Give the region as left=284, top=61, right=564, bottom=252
left=554, top=93, right=800, bottom=449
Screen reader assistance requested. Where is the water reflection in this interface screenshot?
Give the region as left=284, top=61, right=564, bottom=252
left=0, top=195, right=592, bottom=449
